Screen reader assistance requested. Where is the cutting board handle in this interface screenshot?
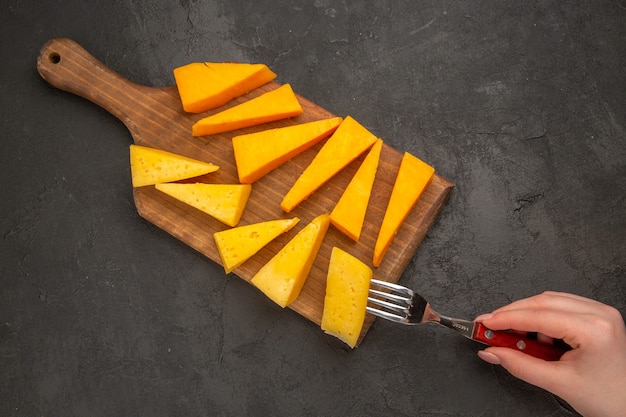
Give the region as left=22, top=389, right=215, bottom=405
left=37, top=38, right=156, bottom=132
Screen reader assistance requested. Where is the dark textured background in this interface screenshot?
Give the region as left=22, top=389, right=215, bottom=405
left=2, top=1, right=625, bottom=416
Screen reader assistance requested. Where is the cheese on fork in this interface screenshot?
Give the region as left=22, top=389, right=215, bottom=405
left=155, top=183, right=251, bottom=227
left=321, top=247, right=372, bottom=348
left=192, top=84, right=303, bottom=136
left=129, top=144, right=219, bottom=187
left=214, top=217, right=300, bottom=274
left=251, top=214, right=330, bottom=308
left=174, top=62, right=276, bottom=113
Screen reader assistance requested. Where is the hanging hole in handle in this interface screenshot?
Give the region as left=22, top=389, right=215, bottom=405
left=48, top=52, right=61, bottom=64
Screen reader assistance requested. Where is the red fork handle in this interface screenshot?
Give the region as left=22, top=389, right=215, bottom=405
left=472, top=322, right=570, bottom=361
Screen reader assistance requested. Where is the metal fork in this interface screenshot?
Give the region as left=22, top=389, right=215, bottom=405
left=366, top=279, right=569, bottom=361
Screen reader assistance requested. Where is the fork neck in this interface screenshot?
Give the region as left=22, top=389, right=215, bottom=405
left=422, top=304, right=441, bottom=323
left=431, top=309, right=474, bottom=339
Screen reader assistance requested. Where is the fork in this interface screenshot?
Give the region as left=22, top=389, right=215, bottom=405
left=367, top=279, right=570, bottom=361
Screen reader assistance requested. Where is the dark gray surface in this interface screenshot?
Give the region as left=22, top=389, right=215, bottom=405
left=2, top=1, right=625, bottom=416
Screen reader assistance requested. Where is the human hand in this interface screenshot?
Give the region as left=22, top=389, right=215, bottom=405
left=475, top=291, right=626, bottom=417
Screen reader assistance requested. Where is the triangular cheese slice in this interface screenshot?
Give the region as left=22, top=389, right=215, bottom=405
left=192, top=84, right=303, bottom=136
left=214, top=217, right=300, bottom=274
left=251, top=213, right=330, bottom=307
left=280, top=116, right=379, bottom=212
left=330, top=138, right=383, bottom=241
left=174, top=62, right=276, bottom=113
left=373, top=152, right=434, bottom=267
left=321, top=247, right=372, bottom=348
left=130, top=144, right=219, bottom=187
left=154, top=183, right=252, bottom=227
left=233, top=117, right=343, bottom=184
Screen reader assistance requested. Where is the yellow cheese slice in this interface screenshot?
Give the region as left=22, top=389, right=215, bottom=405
left=214, top=217, right=300, bottom=274
left=155, top=183, right=252, bottom=227
left=373, top=152, right=434, bottom=267
left=173, top=62, right=276, bottom=113
left=233, top=117, right=343, bottom=184
left=251, top=213, right=330, bottom=307
left=280, top=116, right=379, bottom=212
left=130, top=144, right=219, bottom=187
left=330, top=138, right=383, bottom=241
left=192, top=84, right=303, bottom=136
left=321, top=247, right=372, bottom=348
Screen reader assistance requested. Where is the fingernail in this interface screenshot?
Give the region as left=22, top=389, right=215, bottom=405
left=474, top=313, right=493, bottom=322
left=478, top=350, right=501, bottom=365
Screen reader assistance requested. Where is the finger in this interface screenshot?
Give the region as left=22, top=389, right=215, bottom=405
left=490, top=293, right=580, bottom=315
left=479, top=308, right=580, bottom=346
left=536, top=332, right=554, bottom=345
left=478, top=347, right=570, bottom=397
left=490, top=292, right=603, bottom=316
left=542, top=291, right=602, bottom=304
left=540, top=292, right=618, bottom=315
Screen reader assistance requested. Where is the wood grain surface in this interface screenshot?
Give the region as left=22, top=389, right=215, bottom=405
left=37, top=38, right=453, bottom=345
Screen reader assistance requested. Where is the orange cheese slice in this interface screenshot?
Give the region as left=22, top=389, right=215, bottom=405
left=280, top=116, right=379, bottom=212
left=173, top=62, right=276, bottom=113
left=213, top=217, right=300, bottom=274
left=321, top=247, right=372, bottom=348
left=330, top=138, right=383, bottom=241
left=192, top=84, right=303, bottom=136
left=155, top=183, right=252, bottom=227
left=130, top=144, right=219, bottom=187
left=233, top=117, right=343, bottom=184
left=373, top=152, right=434, bottom=267
left=251, top=213, right=330, bottom=307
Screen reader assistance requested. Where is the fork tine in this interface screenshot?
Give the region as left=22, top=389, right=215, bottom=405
left=368, top=288, right=411, bottom=305
left=366, top=278, right=437, bottom=326
left=369, top=278, right=414, bottom=297
left=366, top=306, right=408, bottom=323
left=367, top=296, right=408, bottom=316
left=366, top=279, right=415, bottom=323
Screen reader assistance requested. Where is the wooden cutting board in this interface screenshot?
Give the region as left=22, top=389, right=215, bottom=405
left=37, top=38, right=454, bottom=346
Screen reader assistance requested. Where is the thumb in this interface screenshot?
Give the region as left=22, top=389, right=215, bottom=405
left=479, top=347, right=566, bottom=395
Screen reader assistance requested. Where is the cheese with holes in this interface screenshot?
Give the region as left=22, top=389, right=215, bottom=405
left=251, top=214, right=330, bottom=307
left=214, top=217, right=300, bottom=273
left=321, top=247, right=372, bottom=348
left=130, top=144, right=219, bottom=187
left=155, top=183, right=251, bottom=227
